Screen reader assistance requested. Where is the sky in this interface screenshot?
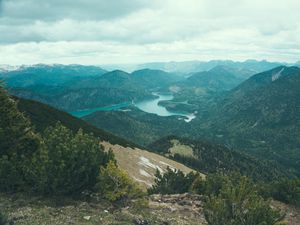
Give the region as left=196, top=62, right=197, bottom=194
left=0, top=0, right=299, bottom=65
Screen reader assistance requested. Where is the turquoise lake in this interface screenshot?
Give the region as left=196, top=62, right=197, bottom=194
left=70, top=93, right=196, bottom=122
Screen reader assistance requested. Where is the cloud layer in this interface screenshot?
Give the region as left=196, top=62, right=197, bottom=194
left=0, top=0, right=299, bottom=65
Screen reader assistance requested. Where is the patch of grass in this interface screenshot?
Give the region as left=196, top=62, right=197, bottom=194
left=169, top=139, right=195, bottom=158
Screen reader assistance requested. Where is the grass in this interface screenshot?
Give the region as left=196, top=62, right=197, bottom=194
left=168, top=139, right=195, bottom=158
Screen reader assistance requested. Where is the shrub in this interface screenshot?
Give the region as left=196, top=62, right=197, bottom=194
left=204, top=175, right=284, bottom=225
left=148, top=167, right=198, bottom=195
left=32, top=123, right=113, bottom=195
left=96, top=161, right=143, bottom=204
left=257, top=178, right=300, bottom=207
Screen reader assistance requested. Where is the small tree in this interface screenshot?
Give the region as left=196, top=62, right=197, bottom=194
left=96, top=161, right=143, bottom=203
left=33, top=123, right=113, bottom=195
left=0, top=85, right=41, bottom=192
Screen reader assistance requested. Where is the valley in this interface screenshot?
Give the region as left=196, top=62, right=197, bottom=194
left=2, top=62, right=299, bottom=177
left=1, top=60, right=300, bottom=225
left=1, top=1, right=300, bottom=224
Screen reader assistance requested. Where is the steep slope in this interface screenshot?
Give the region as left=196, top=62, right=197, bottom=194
left=197, top=66, right=300, bottom=175
left=15, top=97, right=137, bottom=148
left=101, top=141, right=198, bottom=190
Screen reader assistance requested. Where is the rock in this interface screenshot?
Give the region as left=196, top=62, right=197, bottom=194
left=133, top=218, right=149, bottom=225
left=104, top=209, right=109, bottom=213
left=83, top=216, right=91, bottom=221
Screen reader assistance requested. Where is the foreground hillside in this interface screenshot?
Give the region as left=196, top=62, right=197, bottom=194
left=1, top=85, right=300, bottom=225
left=1, top=192, right=299, bottom=225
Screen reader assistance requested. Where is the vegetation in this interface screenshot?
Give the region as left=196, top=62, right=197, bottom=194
left=31, top=123, right=113, bottom=195
left=0, top=85, right=139, bottom=200
left=16, top=96, right=138, bottom=148
left=150, top=170, right=286, bottom=225
left=150, top=137, right=288, bottom=182
left=96, top=161, right=144, bottom=204
left=203, top=175, right=283, bottom=225
left=0, top=85, right=42, bottom=192
left=148, top=167, right=198, bottom=195
left=259, top=178, right=300, bottom=207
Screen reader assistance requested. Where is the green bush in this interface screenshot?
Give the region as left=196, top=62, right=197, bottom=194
left=204, top=175, right=284, bottom=225
left=31, top=123, right=113, bottom=195
left=96, top=161, right=144, bottom=203
left=257, top=178, right=300, bottom=207
left=148, top=167, right=198, bottom=195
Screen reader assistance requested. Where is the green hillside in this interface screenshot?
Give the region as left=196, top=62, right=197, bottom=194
left=15, top=97, right=138, bottom=148
left=149, top=136, right=289, bottom=181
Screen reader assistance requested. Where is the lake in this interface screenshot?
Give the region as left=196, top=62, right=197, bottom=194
left=70, top=93, right=196, bottom=122
left=134, top=93, right=196, bottom=122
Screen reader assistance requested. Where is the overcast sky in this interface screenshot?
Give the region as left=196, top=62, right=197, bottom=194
left=0, top=0, right=299, bottom=65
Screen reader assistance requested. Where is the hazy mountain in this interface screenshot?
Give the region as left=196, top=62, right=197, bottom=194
left=181, top=66, right=245, bottom=91
left=137, top=59, right=285, bottom=74
left=0, top=64, right=107, bottom=88
left=131, top=69, right=182, bottom=89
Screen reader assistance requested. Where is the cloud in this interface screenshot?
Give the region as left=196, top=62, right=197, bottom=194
left=1, top=0, right=150, bottom=22
left=0, top=0, right=299, bottom=64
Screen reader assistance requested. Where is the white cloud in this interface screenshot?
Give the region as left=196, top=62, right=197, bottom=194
left=0, top=0, right=299, bottom=64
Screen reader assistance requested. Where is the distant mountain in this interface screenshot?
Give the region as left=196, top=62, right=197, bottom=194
left=71, top=70, right=132, bottom=89
left=181, top=66, right=245, bottom=91
left=137, top=59, right=285, bottom=74
left=0, top=64, right=107, bottom=88
left=131, top=69, right=182, bottom=89
left=7, top=67, right=182, bottom=111
left=196, top=66, right=300, bottom=175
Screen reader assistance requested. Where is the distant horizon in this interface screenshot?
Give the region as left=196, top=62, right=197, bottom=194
left=0, top=58, right=299, bottom=67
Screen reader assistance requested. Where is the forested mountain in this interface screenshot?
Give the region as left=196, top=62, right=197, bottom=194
left=193, top=66, right=300, bottom=175
left=177, top=66, right=245, bottom=91
left=4, top=66, right=182, bottom=112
